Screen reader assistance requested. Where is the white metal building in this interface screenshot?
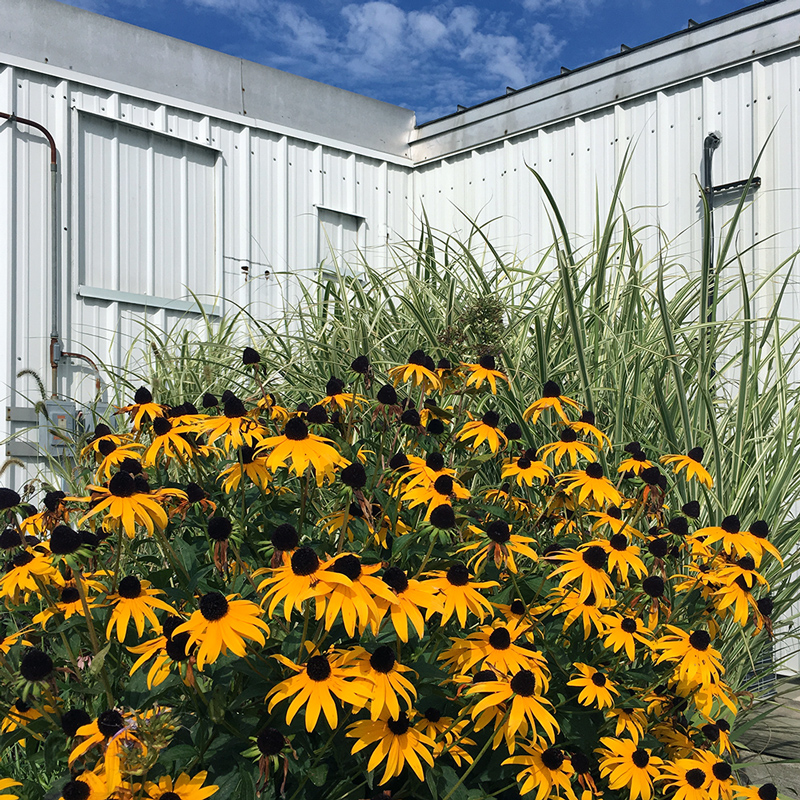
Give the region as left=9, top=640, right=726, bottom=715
left=2, top=0, right=800, bottom=477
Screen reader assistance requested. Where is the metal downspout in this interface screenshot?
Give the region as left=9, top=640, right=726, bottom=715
left=0, top=111, right=61, bottom=397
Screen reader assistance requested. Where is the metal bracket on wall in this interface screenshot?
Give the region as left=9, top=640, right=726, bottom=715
left=6, top=406, right=40, bottom=458
left=709, top=176, right=761, bottom=196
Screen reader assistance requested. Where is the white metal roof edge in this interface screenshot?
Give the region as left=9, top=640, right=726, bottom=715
left=410, top=0, right=800, bottom=162
left=0, top=52, right=414, bottom=168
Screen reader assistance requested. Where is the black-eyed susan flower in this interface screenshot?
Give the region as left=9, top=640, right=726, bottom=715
left=523, top=380, right=581, bottom=425
left=689, top=750, right=736, bottom=800
left=70, top=709, right=145, bottom=790
left=141, top=770, right=218, bottom=800
left=421, top=562, right=497, bottom=626
left=402, top=473, right=470, bottom=519
left=218, top=445, right=272, bottom=492
left=90, top=440, right=146, bottom=482
left=0, top=548, right=64, bottom=601
left=661, top=447, right=713, bottom=488
left=458, top=520, right=538, bottom=574
left=199, top=394, right=264, bottom=452
left=701, top=718, right=735, bottom=757
left=468, top=669, right=558, bottom=743
left=605, top=707, right=648, bottom=743
left=600, top=614, right=653, bottom=660
left=128, top=616, right=195, bottom=689
left=457, top=410, right=507, bottom=453
left=462, top=354, right=510, bottom=395
left=258, top=546, right=352, bottom=620
left=736, top=783, right=780, bottom=800
left=695, top=516, right=783, bottom=567
left=501, top=450, right=552, bottom=487
left=594, top=535, right=647, bottom=585
left=654, top=627, right=724, bottom=686
left=321, top=554, right=397, bottom=636
left=551, top=588, right=612, bottom=638
left=372, top=567, right=443, bottom=641
left=267, top=650, right=368, bottom=730
left=659, top=759, right=713, bottom=800
left=618, top=448, right=653, bottom=476
left=257, top=417, right=346, bottom=486
left=387, top=350, right=441, bottom=393
left=173, top=592, right=269, bottom=670
left=596, top=737, right=664, bottom=800
left=77, top=472, right=180, bottom=539
left=1, top=698, right=48, bottom=735
left=539, top=428, right=597, bottom=466
left=569, top=409, right=611, bottom=448
left=347, top=645, right=417, bottom=720
left=346, top=710, right=435, bottom=785
left=143, top=416, right=195, bottom=467
left=33, top=582, right=102, bottom=628
left=567, top=663, right=620, bottom=709
left=503, top=744, right=577, bottom=800
left=558, top=463, right=623, bottom=508
left=713, top=574, right=762, bottom=627
left=57, top=770, right=109, bottom=800
left=318, top=376, right=367, bottom=411
left=117, top=386, right=165, bottom=430
left=105, top=575, right=176, bottom=643
left=549, top=545, right=614, bottom=603
left=440, top=621, right=548, bottom=677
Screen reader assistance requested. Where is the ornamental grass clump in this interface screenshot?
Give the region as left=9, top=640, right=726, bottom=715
left=0, top=344, right=792, bottom=800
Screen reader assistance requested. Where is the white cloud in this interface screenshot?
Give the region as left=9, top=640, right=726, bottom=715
left=521, top=0, right=602, bottom=14
left=169, top=0, right=566, bottom=121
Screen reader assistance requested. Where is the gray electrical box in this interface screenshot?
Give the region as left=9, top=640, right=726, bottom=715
left=39, top=399, right=78, bottom=454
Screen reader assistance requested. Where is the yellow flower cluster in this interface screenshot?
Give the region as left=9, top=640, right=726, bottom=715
left=0, top=351, right=786, bottom=800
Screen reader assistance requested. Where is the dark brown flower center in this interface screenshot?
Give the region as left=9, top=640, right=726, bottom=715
left=291, top=547, right=319, bottom=576
left=257, top=727, right=285, bottom=756
left=306, top=655, right=331, bottom=682
left=609, top=534, right=628, bottom=551
left=271, top=524, right=299, bottom=552
left=582, top=546, right=607, bottom=570
left=369, top=646, right=396, bottom=673
left=446, top=562, right=470, bottom=586
left=434, top=475, right=454, bottom=496
left=542, top=381, right=561, bottom=398
left=20, top=648, right=53, bottom=682
left=689, top=630, right=711, bottom=651
left=510, top=670, right=537, bottom=697
left=712, top=761, right=732, bottom=781
left=721, top=515, right=740, bottom=533
left=481, top=410, right=500, bottom=428
left=386, top=712, right=410, bottom=735
left=591, top=671, right=607, bottom=686
left=97, top=709, right=125, bottom=737
left=61, top=586, right=80, bottom=604
left=559, top=428, right=578, bottom=443
left=118, top=576, right=142, bottom=599
left=382, top=567, right=409, bottom=593
left=487, top=520, right=510, bottom=543
left=631, top=749, right=650, bottom=768
left=489, top=627, right=511, bottom=650
left=284, top=417, right=309, bottom=440
left=540, top=747, right=564, bottom=770
left=585, top=462, right=604, bottom=479
left=685, top=768, right=706, bottom=789
left=621, top=618, right=637, bottom=633
left=199, top=592, right=229, bottom=621
left=152, top=416, right=172, bottom=436
left=109, top=471, right=136, bottom=498
left=332, top=554, right=362, bottom=580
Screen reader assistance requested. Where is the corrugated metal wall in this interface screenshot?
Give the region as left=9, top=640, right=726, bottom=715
left=0, top=62, right=413, bottom=491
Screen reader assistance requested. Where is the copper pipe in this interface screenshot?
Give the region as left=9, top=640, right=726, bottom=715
left=61, top=351, right=102, bottom=398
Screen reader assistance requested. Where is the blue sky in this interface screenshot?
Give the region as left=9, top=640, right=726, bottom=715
left=58, top=0, right=759, bottom=122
